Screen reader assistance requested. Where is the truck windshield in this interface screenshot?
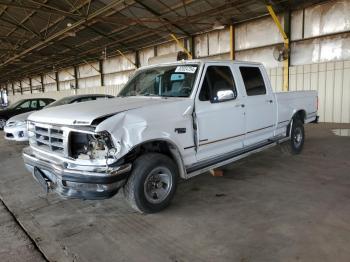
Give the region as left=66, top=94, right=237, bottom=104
left=119, top=64, right=199, bottom=98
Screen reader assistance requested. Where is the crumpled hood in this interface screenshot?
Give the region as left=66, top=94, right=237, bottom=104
left=28, top=97, right=183, bottom=126
left=8, top=111, right=33, bottom=123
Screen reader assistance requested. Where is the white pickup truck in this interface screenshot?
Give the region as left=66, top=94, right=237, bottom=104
left=23, top=60, right=318, bottom=213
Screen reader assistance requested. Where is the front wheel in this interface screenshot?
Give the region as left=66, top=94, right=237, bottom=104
left=123, top=153, right=178, bottom=214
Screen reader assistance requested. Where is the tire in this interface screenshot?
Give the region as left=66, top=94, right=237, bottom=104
left=123, top=153, right=178, bottom=214
left=0, top=118, right=7, bottom=130
left=281, top=118, right=304, bottom=155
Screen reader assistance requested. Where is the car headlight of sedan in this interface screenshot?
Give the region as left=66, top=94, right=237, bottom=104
left=5, top=120, right=25, bottom=127
left=15, top=120, right=26, bottom=126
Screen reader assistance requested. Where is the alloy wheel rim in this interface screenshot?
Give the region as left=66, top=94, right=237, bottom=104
left=293, top=127, right=303, bottom=148
left=144, top=166, right=173, bottom=204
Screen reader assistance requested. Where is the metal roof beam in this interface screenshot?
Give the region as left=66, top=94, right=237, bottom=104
left=134, top=0, right=190, bottom=36
left=0, top=0, right=125, bottom=68
left=0, top=0, right=84, bottom=18
left=0, top=15, right=40, bottom=38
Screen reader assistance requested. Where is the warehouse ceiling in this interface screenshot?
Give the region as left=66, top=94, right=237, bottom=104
left=0, top=0, right=325, bottom=83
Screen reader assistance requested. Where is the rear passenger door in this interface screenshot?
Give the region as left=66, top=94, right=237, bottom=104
left=237, top=65, right=275, bottom=146
left=195, top=64, right=246, bottom=161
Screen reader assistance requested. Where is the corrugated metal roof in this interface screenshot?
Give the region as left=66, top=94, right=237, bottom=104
left=0, top=0, right=325, bottom=83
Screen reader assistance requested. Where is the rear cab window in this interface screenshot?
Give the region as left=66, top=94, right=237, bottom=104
left=239, top=66, right=267, bottom=96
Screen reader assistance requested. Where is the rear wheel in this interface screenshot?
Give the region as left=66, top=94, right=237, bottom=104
left=280, top=118, right=304, bottom=155
left=123, top=153, right=178, bottom=214
left=0, top=118, right=7, bottom=130
left=290, top=119, right=304, bottom=154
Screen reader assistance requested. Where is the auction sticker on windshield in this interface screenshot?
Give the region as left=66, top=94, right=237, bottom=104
left=175, top=66, right=197, bottom=74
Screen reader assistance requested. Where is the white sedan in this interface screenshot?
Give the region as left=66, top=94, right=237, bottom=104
left=4, top=112, right=30, bottom=141
left=4, top=94, right=113, bottom=142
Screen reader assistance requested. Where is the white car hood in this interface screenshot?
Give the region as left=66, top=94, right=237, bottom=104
left=8, top=111, right=33, bottom=122
left=28, top=97, right=183, bottom=126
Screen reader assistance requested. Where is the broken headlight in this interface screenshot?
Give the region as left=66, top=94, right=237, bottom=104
left=69, top=131, right=115, bottom=161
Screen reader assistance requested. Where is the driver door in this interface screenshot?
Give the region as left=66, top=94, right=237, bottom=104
left=195, top=64, right=246, bottom=161
left=15, top=100, right=31, bottom=114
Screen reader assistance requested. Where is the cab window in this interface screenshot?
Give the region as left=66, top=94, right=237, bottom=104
left=239, top=67, right=266, bottom=96
left=199, top=66, right=237, bottom=102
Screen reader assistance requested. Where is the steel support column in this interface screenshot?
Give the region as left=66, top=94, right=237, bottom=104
left=135, top=50, right=140, bottom=68
left=267, top=5, right=290, bottom=91
left=40, top=74, right=44, bottom=92
left=55, top=71, right=59, bottom=91
left=190, top=36, right=195, bottom=59
left=283, top=10, right=291, bottom=91
left=74, top=66, right=79, bottom=90
left=19, top=80, right=23, bottom=94
left=229, top=25, right=235, bottom=60
left=29, top=77, right=32, bottom=94
left=99, top=60, right=104, bottom=86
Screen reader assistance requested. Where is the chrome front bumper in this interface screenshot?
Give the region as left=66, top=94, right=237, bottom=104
left=23, top=146, right=131, bottom=199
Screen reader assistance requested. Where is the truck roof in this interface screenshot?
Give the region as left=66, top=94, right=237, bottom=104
left=139, top=59, right=263, bottom=70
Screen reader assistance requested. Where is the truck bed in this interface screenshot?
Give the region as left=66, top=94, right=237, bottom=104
left=275, top=91, right=318, bottom=125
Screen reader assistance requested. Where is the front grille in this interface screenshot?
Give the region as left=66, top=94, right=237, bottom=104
left=31, top=124, right=65, bottom=154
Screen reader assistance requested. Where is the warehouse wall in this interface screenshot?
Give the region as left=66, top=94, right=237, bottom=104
left=290, top=61, right=350, bottom=123
left=2, top=0, right=350, bottom=123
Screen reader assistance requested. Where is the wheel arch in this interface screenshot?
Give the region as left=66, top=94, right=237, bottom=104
left=293, top=109, right=306, bottom=123
left=119, top=139, right=187, bottom=179
left=286, top=109, right=306, bottom=136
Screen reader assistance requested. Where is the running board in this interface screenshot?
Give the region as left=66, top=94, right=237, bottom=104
left=185, top=136, right=289, bottom=179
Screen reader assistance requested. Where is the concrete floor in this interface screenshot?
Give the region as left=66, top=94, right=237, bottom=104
left=0, top=200, right=45, bottom=262
left=0, top=123, right=349, bottom=262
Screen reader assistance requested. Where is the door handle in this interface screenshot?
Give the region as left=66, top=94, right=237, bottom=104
left=266, top=99, right=273, bottom=103
left=235, top=104, right=245, bottom=108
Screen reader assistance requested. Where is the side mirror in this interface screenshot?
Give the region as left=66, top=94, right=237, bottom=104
left=212, top=89, right=235, bottom=103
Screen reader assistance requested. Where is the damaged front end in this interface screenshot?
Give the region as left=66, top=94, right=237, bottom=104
left=23, top=122, right=131, bottom=199
left=70, top=131, right=114, bottom=161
